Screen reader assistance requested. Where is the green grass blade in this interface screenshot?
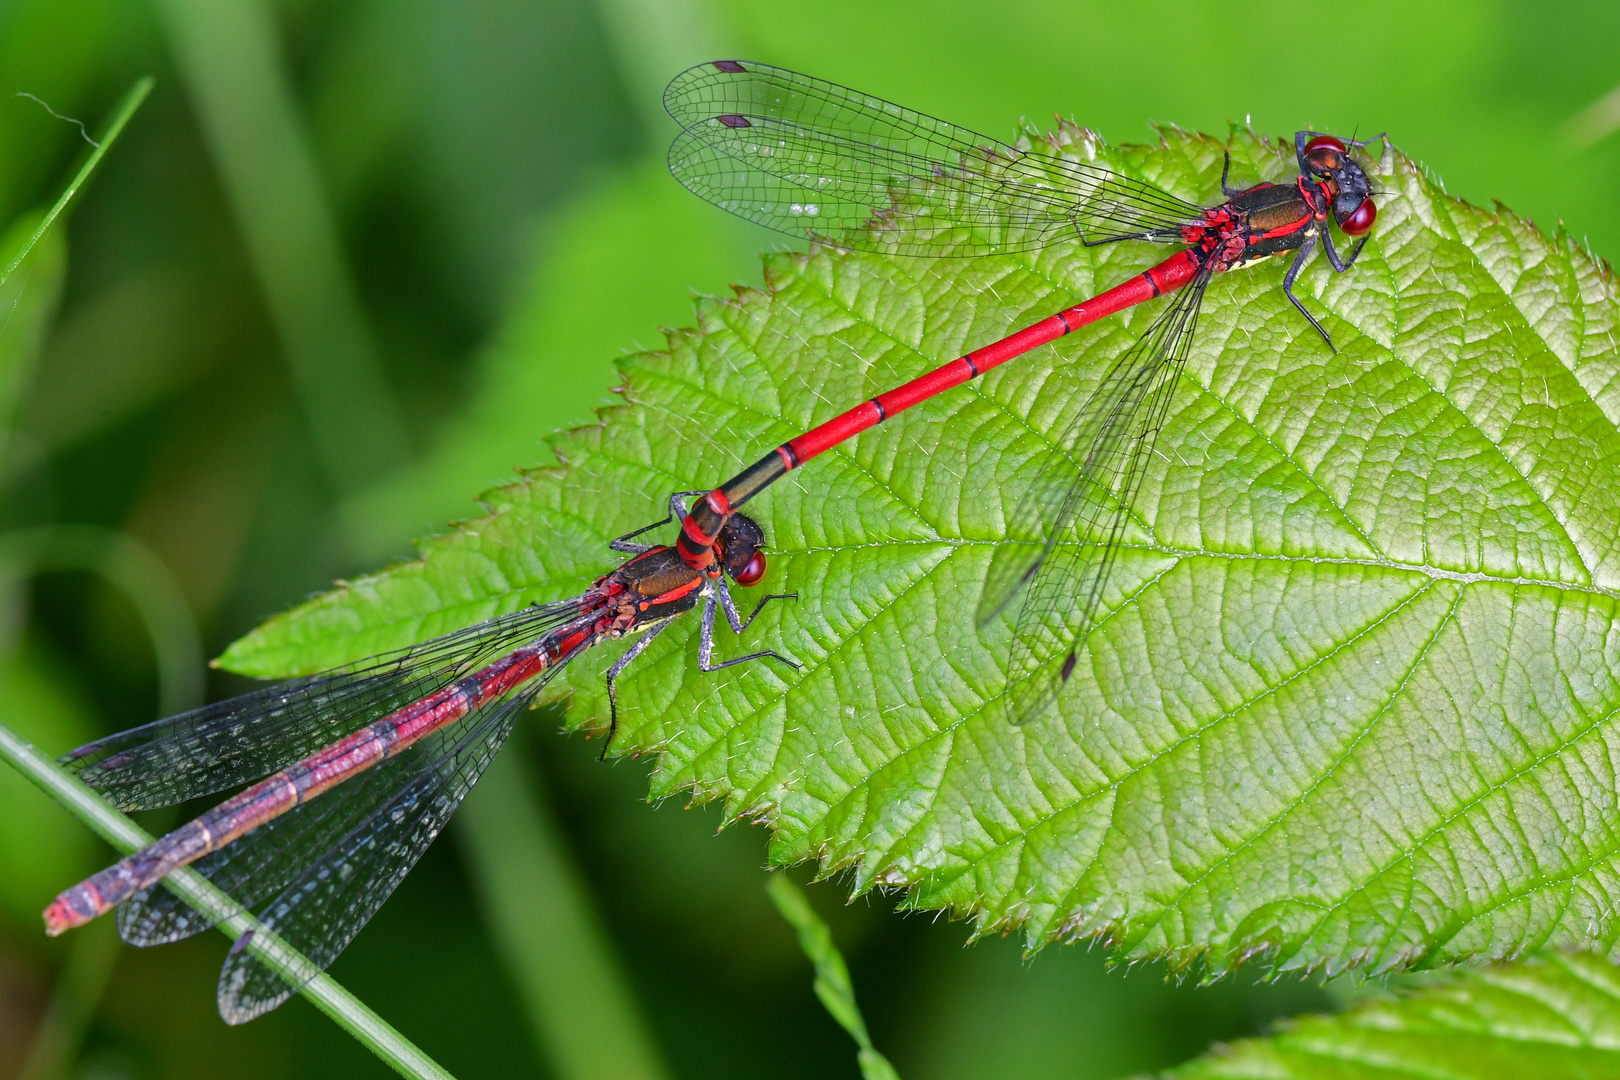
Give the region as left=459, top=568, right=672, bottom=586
left=0, top=721, right=457, bottom=1080
left=767, top=876, right=901, bottom=1080
left=0, top=77, right=152, bottom=289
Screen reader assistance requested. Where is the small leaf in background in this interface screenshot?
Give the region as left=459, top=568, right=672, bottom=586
left=767, top=875, right=900, bottom=1080
left=1155, top=951, right=1620, bottom=1079
left=220, top=125, right=1620, bottom=984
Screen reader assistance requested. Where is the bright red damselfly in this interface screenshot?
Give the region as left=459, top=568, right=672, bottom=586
left=661, top=60, right=1384, bottom=725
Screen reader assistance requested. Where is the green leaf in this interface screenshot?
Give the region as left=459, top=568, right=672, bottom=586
left=767, top=875, right=901, bottom=1080
left=1156, top=951, right=1620, bottom=1079
left=221, top=124, right=1620, bottom=979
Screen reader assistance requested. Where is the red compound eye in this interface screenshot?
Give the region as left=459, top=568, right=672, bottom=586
left=1304, top=134, right=1347, bottom=155
left=734, top=550, right=767, bottom=587
left=1340, top=197, right=1377, bottom=236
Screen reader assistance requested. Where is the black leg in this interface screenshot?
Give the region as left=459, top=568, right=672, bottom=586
left=607, top=490, right=711, bottom=554
left=714, top=577, right=798, bottom=634
left=1282, top=232, right=1334, bottom=351
left=697, top=588, right=799, bottom=674
left=1320, top=227, right=1369, bottom=274
left=1294, top=130, right=1316, bottom=174
left=737, top=593, right=798, bottom=633
left=610, top=516, right=670, bottom=554
left=666, top=489, right=711, bottom=521
left=602, top=620, right=672, bottom=755
left=1220, top=150, right=1245, bottom=197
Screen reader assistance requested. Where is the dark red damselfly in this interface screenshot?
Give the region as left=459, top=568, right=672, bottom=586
left=44, top=499, right=795, bottom=1022
left=662, top=60, right=1384, bottom=725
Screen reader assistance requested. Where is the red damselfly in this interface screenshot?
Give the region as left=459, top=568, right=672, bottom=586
left=44, top=498, right=795, bottom=1022
left=662, top=60, right=1384, bottom=724
left=42, top=62, right=1386, bottom=1022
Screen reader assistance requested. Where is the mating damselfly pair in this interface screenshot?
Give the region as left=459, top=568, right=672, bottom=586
left=45, top=60, right=1384, bottom=1022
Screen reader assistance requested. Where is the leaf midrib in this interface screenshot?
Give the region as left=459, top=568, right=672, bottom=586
left=691, top=531, right=1620, bottom=933
left=667, top=542, right=1432, bottom=869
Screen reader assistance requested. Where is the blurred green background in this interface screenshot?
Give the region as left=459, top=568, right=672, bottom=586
left=0, top=1, right=1615, bottom=1077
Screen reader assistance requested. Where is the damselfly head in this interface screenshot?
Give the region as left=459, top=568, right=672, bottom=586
left=1301, top=134, right=1377, bottom=237
left=716, top=512, right=769, bottom=586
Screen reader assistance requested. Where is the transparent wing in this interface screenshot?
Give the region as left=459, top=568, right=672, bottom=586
left=665, top=60, right=1205, bottom=257
left=208, top=683, right=541, bottom=1023
left=978, top=259, right=1214, bottom=724
left=62, top=599, right=586, bottom=811
left=115, top=742, right=425, bottom=947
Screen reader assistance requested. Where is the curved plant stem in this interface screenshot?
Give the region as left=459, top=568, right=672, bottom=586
left=0, top=78, right=152, bottom=289
left=0, top=721, right=457, bottom=1080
